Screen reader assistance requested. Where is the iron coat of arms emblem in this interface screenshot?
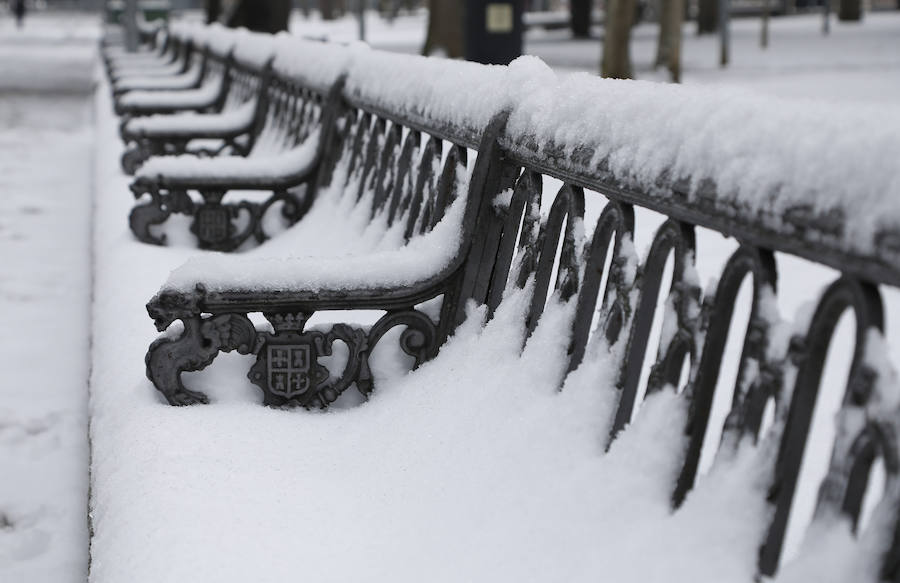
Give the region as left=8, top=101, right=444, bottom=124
left=249, top=332, right=331, bottom=406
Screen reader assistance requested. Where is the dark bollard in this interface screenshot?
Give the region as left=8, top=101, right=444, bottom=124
left=465, top=0, right=524, bottom=65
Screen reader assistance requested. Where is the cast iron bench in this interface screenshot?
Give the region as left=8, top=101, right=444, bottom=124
left=102, top=23, right=188, bottom=83
left=126, top=37, right=352, bottom=251
left=118, top=30, right=273, bottom=175
left=112, top=27, right=238, bottom=126
left=136, top=32, right=900, bottom=582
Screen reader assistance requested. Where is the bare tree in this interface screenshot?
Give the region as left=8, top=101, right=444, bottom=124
left=838, top=0, right=862, bottom=20
left=227, top=0, right=292, bottom=33
left=601, top=0, right=636, bottom=79
left=422, top=0, right=464, bottom=58
left=205, top=0, right=221, bottom=24
left=654, top=0, right=683, bottom=81
left=697, top=0, right=717, bottom=34
left=571, top=0, right=592, bottom=38
left=321, top=0, right=348, bottom=20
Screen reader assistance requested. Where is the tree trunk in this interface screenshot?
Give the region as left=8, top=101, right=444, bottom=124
left=422, top=0, right=464, bottom=58
left=838, top=0, right=862, bottom=20
left=227, top=0, right=291, bottom=33
left=697, top=0, right=717, bottom=34
left=760, top=0, right=769, bottom=48
left=571, top=0, right=591, bottom=38
left=667, top=0, right=684, bottom=82
left=655, top=0, right=672, bottom=68
left=205, top=0, right=221, bottom=23
left=601, top=0, right=636, bottom=79
left=321, top=0, right=337, bottom=19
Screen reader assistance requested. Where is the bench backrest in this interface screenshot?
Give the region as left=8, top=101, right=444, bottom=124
left=318, top=51, right=900, bottom=580
left=446, top=64, right=900, bottom=579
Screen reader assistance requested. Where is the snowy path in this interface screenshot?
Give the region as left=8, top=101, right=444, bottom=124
left=0, top=13, right=97, bottom=583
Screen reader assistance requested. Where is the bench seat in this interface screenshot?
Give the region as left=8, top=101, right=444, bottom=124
left=134, top=129, right=320, bottom=189
left=117, top=78, right=225, bottom=111
left=114, top=61, right=203, bottom=92
left=124, top=99, right=257, bottom=139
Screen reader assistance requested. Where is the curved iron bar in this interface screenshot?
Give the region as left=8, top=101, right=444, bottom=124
left=608, top=218, right=697, bottom=444
left=357, top=309, right=439, bottom=397
left=672, top=245, right=778, bottom=506
left=356, top=116, right=386, bottom=202
left=428, top=144, right=468, bottom=231
left=404, top=136, right=441, bottom=242
left=758, top=276, right=885, bottom=576
left=386, top=129, right=420, bottom=226
left=567, top=200, right=636, bottom=375
left=525, top=183, right=585, bottom=337
left=486, top=169, right=543, bottom=316
left=371, top=122, right=402, bottom=217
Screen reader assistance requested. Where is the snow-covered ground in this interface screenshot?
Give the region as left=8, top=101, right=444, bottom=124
left=0, top=12, right=96, bottom=583
left=2, top=7, right=900, bottom=583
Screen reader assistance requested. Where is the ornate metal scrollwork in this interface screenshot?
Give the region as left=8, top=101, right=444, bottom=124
left=357, top=309, right=439, bottom=396
left=129, top=181, right=311, bottom=251
left=248, top=312, right=370, bottom=408
left=121, top=144, right=147, bottom=175
left=145, top=309, right=258, bottom=406
left=189, top=189, right=257, bottom=252
left=129, top=181, right=195, bottom=246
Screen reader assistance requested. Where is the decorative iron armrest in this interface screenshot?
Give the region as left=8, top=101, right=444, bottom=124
left=145, top=281, right=446, bottom=408
left=129, top=160, right=318, bottom=251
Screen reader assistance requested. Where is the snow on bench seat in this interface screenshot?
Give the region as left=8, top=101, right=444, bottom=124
left=117, top=76, right=225, bottom=109
left=113, top=60, right=203, bottom=92
left=162, top=192, right=465, bottom=295
left=125, top=99, right=257, bottom=138
left=135, top=129, right=320, bottom=188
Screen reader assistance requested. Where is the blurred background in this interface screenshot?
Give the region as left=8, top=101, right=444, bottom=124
left=4, top=0, right=899, bottom=93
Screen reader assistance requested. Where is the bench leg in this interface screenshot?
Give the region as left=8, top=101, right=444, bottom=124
left=130, top=182, right=194, bottom=246
left=145, top=312, right=258, bottom=406
left=120, top=144, right=146, bottom=175
left=191, top=190, right=258, bottom=252
left=242, top=309, right=437, bottom=408
left=145, top=287, right=441, bottom=407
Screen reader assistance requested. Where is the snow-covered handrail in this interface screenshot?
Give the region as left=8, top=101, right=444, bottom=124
left=499, top=57, right=900, bottom=287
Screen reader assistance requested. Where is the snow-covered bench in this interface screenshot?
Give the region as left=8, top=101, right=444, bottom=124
left=138, top=46, right=900, bottom=581
left=118, top=30, right=274, bottom=175
left=102, top=22, right=184, bottom=81
left=112, top=26, right=237, bottom=121
left=127, top=37, right=352, bottom=250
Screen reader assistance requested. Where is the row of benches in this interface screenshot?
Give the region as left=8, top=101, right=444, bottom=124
left=102, top=19, right=900, bottom=580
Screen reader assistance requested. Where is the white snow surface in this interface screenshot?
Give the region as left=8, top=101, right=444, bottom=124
left=0, top=14, right=95, bottom=583
left=125, top=98, right=257, bottom=136
left=165, top=187, right=465, bottom=292
left=345, top=47, right=508, bottom=136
